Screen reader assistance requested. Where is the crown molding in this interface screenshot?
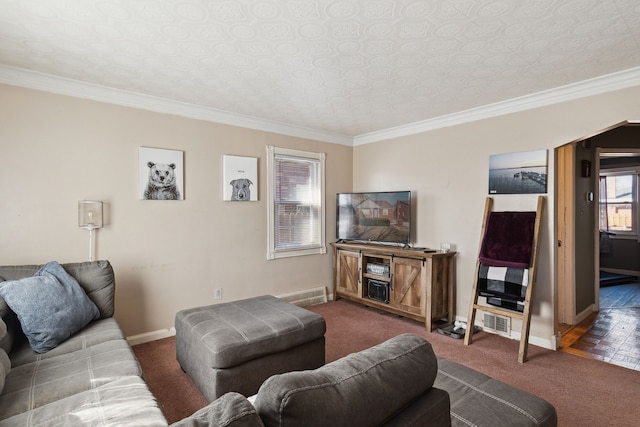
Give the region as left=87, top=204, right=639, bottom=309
left=353, top=66, right=640, bottom=146
left=0, top=64, right=353, bottom=146
left=2, top=64, right=639, bottom=148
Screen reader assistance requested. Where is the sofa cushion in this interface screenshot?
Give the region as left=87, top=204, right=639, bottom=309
left=171, top=392, right=265, bottom=427
left=0, top=260, right=116, bottom=319
left=254, top=333, right=440, bottom=427
left=0, top=376, right=167, bottom=426
left=9, top=318, right=125, bottom=368
left=0, top=317, right=10, bottom=395
left=0, top=274, right=18, bottom=356
left=0, top=317, right=6, bottom=351
left=0, top=261, right=100, bottom=353
left=0, top=312, right=19, bottom=354
left=0, top=301, right=7, bottom=320
left=0, top=275, right=7, bottom=318
left=0, top=350, right=8, bottom=396
left=382, top=387, right=451, bottom=427
left=0, top=339, right=143, bottom=420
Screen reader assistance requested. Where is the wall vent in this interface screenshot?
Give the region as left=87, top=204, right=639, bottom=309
left=277, top=286, right=327, bottom=307
left=483, top=313, right=511, bottom=335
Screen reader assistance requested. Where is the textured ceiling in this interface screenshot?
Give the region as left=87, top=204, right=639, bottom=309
left=1, top=0, right=640, bottom=143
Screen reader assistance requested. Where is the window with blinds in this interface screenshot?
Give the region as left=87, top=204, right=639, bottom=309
left=267, top=146, right=326, bottom=259
left=599, top=173, right=637, bottom=235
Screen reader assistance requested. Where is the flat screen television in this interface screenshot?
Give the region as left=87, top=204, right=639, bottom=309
left=336, top=191, right=411, bottom=244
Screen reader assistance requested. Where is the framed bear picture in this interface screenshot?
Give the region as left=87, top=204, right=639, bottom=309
left=139, top=147, right=184, bottom=200
left=223, top=155, right=258, bottom=201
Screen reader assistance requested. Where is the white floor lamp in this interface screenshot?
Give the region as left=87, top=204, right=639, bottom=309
left=78, top=201, right=103, bottom=261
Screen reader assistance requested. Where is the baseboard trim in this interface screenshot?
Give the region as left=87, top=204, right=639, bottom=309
left=600, top=267, right=640, bottom=278
left=277, top=286, right=328, bottom=307
left=127, top=327, right=176, bottom=346
left=575, top=304, right=597, bottom=325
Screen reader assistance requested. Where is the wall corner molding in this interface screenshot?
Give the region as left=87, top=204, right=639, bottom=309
left=2, top=64, right=639, bottom=147
left=353, top=66, right=640, bottom=146
left=0, top=64, right=353, bottom=146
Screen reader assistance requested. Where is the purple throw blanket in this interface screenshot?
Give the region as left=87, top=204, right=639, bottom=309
left=478, top=211, right=536, bottom=269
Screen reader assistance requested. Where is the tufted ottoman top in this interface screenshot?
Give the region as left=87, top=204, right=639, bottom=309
left=175, top=295, right=326, bottom=369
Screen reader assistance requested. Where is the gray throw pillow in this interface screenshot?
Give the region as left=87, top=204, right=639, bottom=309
left=0, top=261, right=100, bottom=353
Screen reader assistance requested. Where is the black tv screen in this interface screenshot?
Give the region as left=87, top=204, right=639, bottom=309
left=336, top=191, right=411, bottom=244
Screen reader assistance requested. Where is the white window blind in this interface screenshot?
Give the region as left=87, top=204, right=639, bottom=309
left=267, top=146, right=326, bottom=259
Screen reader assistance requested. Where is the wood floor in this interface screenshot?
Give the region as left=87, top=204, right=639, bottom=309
left=560, top=281, right=640, bottom=371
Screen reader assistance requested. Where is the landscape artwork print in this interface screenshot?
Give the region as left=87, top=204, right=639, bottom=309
left=488, top=149, right=548, bottom=194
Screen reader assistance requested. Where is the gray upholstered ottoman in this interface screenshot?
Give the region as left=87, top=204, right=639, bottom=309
left=175, top=295, right=326, bottom=401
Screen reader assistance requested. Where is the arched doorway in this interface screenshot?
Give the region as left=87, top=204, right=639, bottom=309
left=556, top=121, right=640, bottom=369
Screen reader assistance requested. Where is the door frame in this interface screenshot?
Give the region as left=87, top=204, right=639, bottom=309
left=555, top=121, right=639, bottom=327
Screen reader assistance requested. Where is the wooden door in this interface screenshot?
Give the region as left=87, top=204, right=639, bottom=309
left=556, top=142, right=577, bottom=325
left=336, top=249, right=360, bottom=297
left=390, top=256, right=425, bottom=315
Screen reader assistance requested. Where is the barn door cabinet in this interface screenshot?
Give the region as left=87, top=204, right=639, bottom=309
left=332, top=242, right=456, bottom=331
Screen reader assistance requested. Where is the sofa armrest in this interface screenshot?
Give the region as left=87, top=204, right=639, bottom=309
left=170, top=392, right=264, bottom=427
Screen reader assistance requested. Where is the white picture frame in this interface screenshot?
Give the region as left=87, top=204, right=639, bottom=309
left=223, top=155, right=258, bottom=201
left=139, top=147, right=184, bottom=200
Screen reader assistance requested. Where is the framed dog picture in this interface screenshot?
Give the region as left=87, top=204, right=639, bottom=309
left=139, top=147, right=184, bottom=200
left=223, top=155, right=258, bottom=201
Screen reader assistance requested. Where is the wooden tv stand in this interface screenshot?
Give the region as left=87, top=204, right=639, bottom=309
left=331, top=242, right=456, bottom=331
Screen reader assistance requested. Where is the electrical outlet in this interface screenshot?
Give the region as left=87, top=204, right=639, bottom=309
left=214, top=288, right=222, bottom=300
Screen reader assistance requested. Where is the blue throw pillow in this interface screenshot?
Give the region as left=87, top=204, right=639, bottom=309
left=0, top=261, right=100, bottom=353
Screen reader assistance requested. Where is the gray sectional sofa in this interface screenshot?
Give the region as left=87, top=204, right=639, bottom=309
left=0, top=260, right=247, bottom=426
left=0, top=261, right=173, bottom=425
left=0, top=261, right=557, bottom=426
left=203, top=333, right=557, bottom=427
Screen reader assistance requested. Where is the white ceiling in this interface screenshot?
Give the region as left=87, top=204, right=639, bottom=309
left=1, top=0, right=640, bottom=145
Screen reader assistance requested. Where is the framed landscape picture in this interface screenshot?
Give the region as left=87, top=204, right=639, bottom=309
left=489, top=149, right=548, bottom=195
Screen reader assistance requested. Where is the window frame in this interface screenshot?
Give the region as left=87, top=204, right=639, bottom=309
left=266, top=145, right=326, bottom=260
left=599, top=167, right=639, bottom=240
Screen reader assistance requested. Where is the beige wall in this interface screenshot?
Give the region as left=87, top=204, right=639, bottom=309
left=0, top=84, right=353, bottom=338
left=353, top=86, right=640, bottom=346
left=3, top=81, right=640, bottom=348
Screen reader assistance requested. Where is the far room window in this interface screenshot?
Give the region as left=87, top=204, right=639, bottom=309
left=599, top=172, right=637, bottom=237
left=267, top=146, right=326, bottom=259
